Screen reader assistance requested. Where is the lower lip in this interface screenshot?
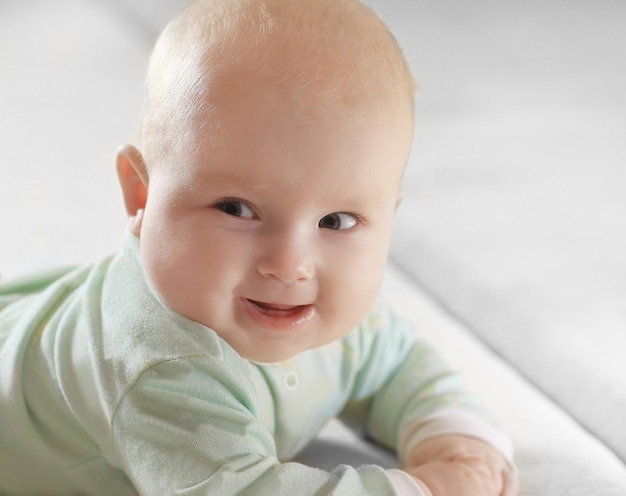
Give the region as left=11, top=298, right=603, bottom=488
left=242, top=298, right=315, bottom=331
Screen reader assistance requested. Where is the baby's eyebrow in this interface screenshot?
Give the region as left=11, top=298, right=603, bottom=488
left=191, top=168, right=272, bottom=193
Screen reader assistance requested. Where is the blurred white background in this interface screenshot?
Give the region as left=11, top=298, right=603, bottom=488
left=1, top=0, right=625, bottom=476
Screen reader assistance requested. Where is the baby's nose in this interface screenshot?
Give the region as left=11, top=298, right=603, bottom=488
left=257, top=253, right=314, bottom=283
left=256, top=231, right=315, bottom=283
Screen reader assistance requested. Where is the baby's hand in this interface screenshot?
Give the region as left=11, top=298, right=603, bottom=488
left=404, top=435, right=518, bottom=496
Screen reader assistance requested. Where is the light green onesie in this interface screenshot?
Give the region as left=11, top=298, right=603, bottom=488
left=0, top=233, right=511, bottom=495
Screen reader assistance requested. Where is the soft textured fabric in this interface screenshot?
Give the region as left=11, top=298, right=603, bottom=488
left=0, top=233, right=511, bottom=495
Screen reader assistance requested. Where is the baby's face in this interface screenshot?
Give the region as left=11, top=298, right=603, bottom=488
left=137, top=78, right=412, bottom=363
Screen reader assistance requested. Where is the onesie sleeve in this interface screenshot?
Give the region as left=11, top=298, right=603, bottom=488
left=345, top=300, right=514, bottom=467
left=109, top=354, right=412, bottom=495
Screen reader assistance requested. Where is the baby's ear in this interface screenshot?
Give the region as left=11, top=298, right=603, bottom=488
left=116, top=144, right=148, bottom=237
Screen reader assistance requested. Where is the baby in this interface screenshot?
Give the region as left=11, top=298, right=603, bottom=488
left=0, top=0, right=517, bottom=494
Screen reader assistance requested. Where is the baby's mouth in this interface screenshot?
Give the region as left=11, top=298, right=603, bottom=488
left=248, top=300, right=307, bottom=314
left=243, top=298, right=315, bottom=330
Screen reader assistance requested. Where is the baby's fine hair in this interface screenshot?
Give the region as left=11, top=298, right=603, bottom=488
left=140, top=0, right=415, bottom=164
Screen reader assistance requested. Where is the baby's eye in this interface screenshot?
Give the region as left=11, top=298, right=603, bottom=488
left=318, top=212, right=359, bottom=231
left=216, top=199, right=256, bottom=219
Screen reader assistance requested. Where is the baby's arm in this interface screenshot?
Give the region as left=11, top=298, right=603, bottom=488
left=352, top=301, right=518, bottom=495
left=109, top=356, right=410, bottom=495
left=405, top=434, right=518, bottom=496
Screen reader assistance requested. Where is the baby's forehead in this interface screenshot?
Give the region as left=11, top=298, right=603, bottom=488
left=141, top=0, right=413, bottom=164
left=155, top=0, right=411, bottom=99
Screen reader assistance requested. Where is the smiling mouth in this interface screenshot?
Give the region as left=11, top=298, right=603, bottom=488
left=243, top=298, right=315, bottom=330
left=249, top=300, right=306, bottom=313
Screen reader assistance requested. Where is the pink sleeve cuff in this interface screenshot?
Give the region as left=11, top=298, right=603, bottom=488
left=398, top=408, right=515, bottom=468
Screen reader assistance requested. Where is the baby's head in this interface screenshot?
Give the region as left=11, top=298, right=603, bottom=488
left=117, top=0, right=415, bottom=362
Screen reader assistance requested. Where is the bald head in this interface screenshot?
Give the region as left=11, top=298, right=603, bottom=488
left=139, top=0, right=414, bottom=166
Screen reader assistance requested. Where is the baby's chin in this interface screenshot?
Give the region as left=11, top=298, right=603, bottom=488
left=232, top=334, right=315, bottom=363
left=229, top=335, right=321, bottom=364
left=236, top=346, right=301, bottom=364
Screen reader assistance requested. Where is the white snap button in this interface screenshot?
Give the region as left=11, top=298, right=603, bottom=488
left=284, top=371, right=299, bottom=390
